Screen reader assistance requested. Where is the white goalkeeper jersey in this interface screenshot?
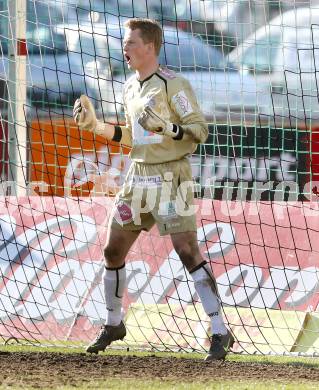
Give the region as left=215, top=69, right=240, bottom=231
left=120, top=66, right=208, bottom=164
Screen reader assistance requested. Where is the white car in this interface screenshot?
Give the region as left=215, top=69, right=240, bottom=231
left=56, top=22, right=126, bottom=116
left=158, top=26, right=263, bottom=123
left=227, top=7, right=319, bottom=127
left=0, top=1, right=82, bottom=113
left=0, top=18, right=124, bottom=116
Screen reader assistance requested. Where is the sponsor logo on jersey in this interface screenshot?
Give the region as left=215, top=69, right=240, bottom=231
left=172, top=90, right=194, bottom=118
left=132, top=118, right=163, bottom=145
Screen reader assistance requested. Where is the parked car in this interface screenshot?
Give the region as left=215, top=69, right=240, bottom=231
left=0, top=0, right=83, bottom=114
left=1, top=18, right=123, bottom=119
left=0, top=25, right=101, bottom=115
left=227, top=7, right=319, bottom=127
left=59, top=22, right=127, bottom=120
left=159, top=26, right=263, bottom=122
left=208, top=0, right=294, bottom=46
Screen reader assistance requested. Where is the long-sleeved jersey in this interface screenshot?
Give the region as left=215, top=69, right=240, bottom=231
left=119, top=66, right=208, bottom=164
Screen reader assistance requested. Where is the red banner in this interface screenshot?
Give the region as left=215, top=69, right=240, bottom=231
left=0, top=197, right=319, bottom=344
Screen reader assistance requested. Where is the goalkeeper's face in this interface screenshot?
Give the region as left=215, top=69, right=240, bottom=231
left=123, top=28, right=157, bottom=71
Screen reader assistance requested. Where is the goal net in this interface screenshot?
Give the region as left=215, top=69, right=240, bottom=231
left=1, top=0, right=319, bottom=355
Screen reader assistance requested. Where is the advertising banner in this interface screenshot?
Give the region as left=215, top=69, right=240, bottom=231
left=29, top=119, right=310, bottom=201
left=1, top=197, right=319, bottom=352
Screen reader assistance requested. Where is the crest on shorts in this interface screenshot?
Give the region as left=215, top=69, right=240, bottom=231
left=114, top=201, right=133, bottom=224
left=158, top=200, right=178, bottom=220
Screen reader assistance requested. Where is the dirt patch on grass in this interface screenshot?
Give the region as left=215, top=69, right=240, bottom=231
left=0, top=350, right=319, bottom=388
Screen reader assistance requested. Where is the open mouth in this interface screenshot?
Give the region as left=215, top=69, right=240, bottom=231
left=124, top=54, right=131, bottom=64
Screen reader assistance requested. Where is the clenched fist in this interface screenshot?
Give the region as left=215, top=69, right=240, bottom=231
left=73, top=95, right=97, bottom=131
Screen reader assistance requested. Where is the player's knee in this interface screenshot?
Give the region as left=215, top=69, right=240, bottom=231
left=104, top=245, right=122, bottom=265
left=174, top=244, right=193, bottom=268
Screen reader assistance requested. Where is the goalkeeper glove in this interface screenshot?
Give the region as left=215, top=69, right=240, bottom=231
left=73, top=95, right=97, bottom=131
left=73, top=95, right=114, bottom=137
left=138, top=105, right=183, bottom=139
left=73, top=95, right=126, bottom=143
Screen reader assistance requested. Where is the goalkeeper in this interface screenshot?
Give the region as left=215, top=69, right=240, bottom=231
left=73, top=18, right=234, bottom=361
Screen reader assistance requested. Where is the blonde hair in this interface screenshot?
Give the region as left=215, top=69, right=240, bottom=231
left=124, top=18, right=162, bottom=56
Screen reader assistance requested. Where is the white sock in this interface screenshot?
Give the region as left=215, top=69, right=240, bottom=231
left=103, top=264, right=126, bottom=326
left=191, top=262, right=227, bottom=335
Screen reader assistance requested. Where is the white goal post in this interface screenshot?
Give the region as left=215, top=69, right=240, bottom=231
left=7, top=0, right=27, bottom=195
